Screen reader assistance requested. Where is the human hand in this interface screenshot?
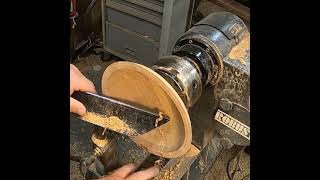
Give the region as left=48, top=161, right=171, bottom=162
left=70, top=64, right=96, bottom=115
left=100, top=164, right=159, bottom=180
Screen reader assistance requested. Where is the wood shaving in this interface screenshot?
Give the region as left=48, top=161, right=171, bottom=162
left=155, top=160, right=183, bottom=180
left=155, top=112, right=164, bottom=127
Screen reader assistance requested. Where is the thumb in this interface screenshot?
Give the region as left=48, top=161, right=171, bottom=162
left=109, top=164, right=138, bottom=178
left=70, top=97, right=86, bottom=116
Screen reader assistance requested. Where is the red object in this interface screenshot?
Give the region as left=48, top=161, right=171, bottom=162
left=70, top=0, right=77, bottom=18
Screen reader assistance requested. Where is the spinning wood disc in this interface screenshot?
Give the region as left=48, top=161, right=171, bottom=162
left=101, top=61, right=192, bottom=158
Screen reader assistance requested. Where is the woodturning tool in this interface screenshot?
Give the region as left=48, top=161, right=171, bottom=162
left=71, top=91, right=170, bottom=137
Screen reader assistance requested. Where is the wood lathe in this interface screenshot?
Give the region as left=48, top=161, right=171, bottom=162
left=76, top=11, right=250, bottom=180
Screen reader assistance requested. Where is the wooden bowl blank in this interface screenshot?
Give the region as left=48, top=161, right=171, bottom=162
left=101, top=61, right=192, bottom=158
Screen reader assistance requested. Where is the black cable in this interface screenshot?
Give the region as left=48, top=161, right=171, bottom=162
left=227, top=146, right=246, bottom=180
left=202, top=142, right=225, bottom=176
left=227, top=156, right=234, bottom=180
left=240, top=173, right=250, bottom=180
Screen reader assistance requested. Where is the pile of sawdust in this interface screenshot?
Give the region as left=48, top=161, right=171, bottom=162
left=155, top=160, right=183, bottom=180
left=154, top=145, right=200, bottom=180
left=229, top=32, right=250, bottom=64
left=81, top=112, right=137, bottom=136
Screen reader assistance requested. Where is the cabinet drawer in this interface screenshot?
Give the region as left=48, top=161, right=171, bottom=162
left=106, top=7, right=161, bottom=41
left=106, top=0, right=162, bottom=25
left=124, top=0, right=164, bottom=13
left=105, top=22, right=160, bottom=66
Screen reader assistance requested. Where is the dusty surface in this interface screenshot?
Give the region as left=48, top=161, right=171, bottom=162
left=70, top=160, right=84, bottom=180
left=197, top=0, right=250, bottom=31
left=198, top=1, right=226, bottom=17
left=155, top=145, right=200, bottom=180
left=72, top=55, right=116, bottom=94
left=70, top=116, right=94, bottom=180
left=203, top=146, right=250, bottom=180
left=229, top=32, right=250, bottom=64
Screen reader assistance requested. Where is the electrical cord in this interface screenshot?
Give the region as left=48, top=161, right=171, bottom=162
left=227, top=146, right=246, bottom=180
left=240, top=173, right=250, bottom=180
